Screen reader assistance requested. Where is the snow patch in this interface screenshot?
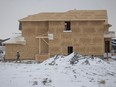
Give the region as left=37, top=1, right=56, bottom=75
left=42, top=52, right=108, bottom=66
left=0, top=52, right=116, bottom=87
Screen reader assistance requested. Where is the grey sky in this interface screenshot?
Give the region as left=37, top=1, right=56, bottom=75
left=0, top=0, right=116, bottom=39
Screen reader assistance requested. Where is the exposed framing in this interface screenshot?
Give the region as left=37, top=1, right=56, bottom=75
left=36, top=35, right=49, bottom=54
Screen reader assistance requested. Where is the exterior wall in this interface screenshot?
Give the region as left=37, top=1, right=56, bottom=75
left=5, top=21, right=48, bottom=60
left=49, top=21, right=106, bottom=56
left=5, top=20, right=109, bottom=60
left=5, top=44, right=23, bottom=59
left=35, top=54, right=50, bottom=62
left=21, top=21, right=48, bottom=59
left=48, top=21, right=64, bottom=56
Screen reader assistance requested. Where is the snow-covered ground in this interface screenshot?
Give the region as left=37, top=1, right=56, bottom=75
left=0, top=53, right=116, bottom=87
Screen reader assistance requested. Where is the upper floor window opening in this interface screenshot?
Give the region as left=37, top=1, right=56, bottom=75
left=65, top=21, right=71, bottom=31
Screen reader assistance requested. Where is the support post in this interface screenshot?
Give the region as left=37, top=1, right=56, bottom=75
left=39, top=38, right=41, bottom=54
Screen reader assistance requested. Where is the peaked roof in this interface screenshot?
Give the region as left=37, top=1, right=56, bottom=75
left=19, top=10, right=108, bottom=21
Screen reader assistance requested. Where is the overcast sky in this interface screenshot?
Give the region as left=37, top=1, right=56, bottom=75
left=0, top=0, right=116, bottom=39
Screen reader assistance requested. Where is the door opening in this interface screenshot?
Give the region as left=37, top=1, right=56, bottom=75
left=68, top=46, right=73, bottom=55
left=105, top=41, right=110, bottom=53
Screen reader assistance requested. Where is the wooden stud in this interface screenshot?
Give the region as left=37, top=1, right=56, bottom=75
left=42, top=38, right=49, bottom=45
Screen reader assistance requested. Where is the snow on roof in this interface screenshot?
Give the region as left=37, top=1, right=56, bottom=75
left=3, top=36, right=26, bottom=45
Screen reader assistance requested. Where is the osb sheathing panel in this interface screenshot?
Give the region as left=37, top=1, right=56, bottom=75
left=74, top=46, right=87, bottom=55
left=88, top=45, right=104, bottom=55
left=5, top=44, right=23, bottom=59
left=49, top=21, right=105, bottom=56
left=92, top=37, right=104, bottom=44
left=74, top=45, right=104, bottom=55
left=21, top=21, right=48, bottom=59
left=82, top=27, right=96, bottom=33
left=22, top=21, right=48, bottom=36
left=61, top=47, right=67, bottom=55
left=49, top=38, right=61, bottom=46
left=20, top=10, right=107, bottom=21
left=79, top=38, right=91, bottom=44
left=5, top=21, right=48, bottom=60
left=61, top=33, right=73, bottom=39
left=35, top=54, right=49, bottom=62
left=49, top=21, right=64, bottom=34
left=61, top=39, right=73, bottom=46
left=49, top=46, right=62, bottom=56
left=5, top=44, right=39, bottom=60
left=5, top=20, right=107, bottom=59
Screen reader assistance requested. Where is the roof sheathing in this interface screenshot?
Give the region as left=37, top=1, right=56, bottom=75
left=19, top=10, right=107, bottom=22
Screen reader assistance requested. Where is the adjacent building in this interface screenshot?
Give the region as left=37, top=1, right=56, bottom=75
left=3, top=10, right=115, bottom=61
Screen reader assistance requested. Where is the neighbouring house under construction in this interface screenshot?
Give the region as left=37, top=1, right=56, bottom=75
left=3, top=10, right=115, bottom=61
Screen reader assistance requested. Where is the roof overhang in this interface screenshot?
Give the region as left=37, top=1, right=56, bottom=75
left=104, top=31, right=115, bottom=38
left=19, top=19, right=107, bottom=22
left=3, top=36, right=26, bottom=45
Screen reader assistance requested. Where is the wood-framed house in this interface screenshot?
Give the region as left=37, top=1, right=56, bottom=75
left=3, top=10, right=115, bottom=61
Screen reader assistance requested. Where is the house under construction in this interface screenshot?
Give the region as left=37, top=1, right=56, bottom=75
left=3, top=10, right=115, bottom=61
